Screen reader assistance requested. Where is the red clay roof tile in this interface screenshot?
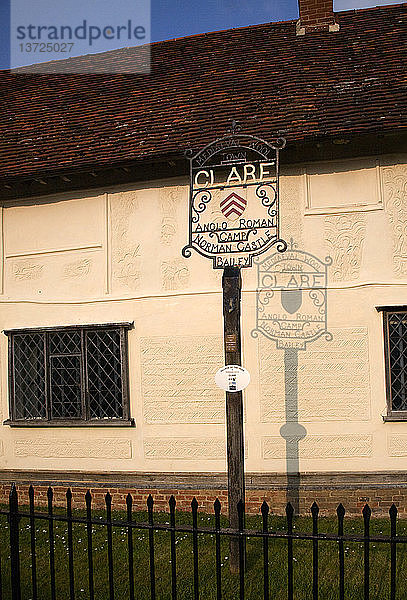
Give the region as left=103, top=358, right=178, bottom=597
left=0, top=4, right=406, bottom=181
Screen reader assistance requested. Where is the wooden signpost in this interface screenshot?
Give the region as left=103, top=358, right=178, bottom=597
left=183, top=122, right=286, bottom=569
left=222, top=266, right=245, bottom=571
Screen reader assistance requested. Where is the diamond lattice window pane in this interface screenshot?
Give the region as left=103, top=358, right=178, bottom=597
left=50, top=355, right=82, bottom=419
left=389, top=313, right=407, bottom=411
left=13, top=333, right=46, bottom=419
left=10, top=326, right=127, bottom=422
left=86, top=329, right=123, bottom=419
left=49, top=331, right=81, bottom=355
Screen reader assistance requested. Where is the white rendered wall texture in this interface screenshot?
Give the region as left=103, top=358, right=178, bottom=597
left=0, top=155, right=406, bottom=474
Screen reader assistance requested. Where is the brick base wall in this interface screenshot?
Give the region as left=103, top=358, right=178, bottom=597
left=1, top=471, right=407, bottom=516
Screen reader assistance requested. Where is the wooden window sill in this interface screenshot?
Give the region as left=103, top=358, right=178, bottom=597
left=3, top=419, right=135, bottom=427
left=382, top=414, right=407, bottom=422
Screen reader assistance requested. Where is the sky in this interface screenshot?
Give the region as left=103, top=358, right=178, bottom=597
left=151, top=0, right=404, bottom=41
left=0, top=0, right=404, bottom=71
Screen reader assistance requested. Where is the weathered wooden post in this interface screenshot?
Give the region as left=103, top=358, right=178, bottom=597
left=222, top=266, right=245, bottom=570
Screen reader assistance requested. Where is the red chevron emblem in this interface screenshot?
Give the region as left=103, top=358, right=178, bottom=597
left=220, top=193, right=247, bottom=218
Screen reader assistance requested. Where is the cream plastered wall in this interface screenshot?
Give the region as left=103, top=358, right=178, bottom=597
left=0, top=153, right=406, bottom=475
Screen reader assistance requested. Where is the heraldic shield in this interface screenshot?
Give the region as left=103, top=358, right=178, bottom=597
left=252, top=242, right=332, bottom=350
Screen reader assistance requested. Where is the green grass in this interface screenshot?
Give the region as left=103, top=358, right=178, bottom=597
left=1, top=507, right=407, bottom=599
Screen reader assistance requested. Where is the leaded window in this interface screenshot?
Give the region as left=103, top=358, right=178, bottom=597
left=382, top=310, right=407, bottom=419
left=5, top=324, right=131, bottom=425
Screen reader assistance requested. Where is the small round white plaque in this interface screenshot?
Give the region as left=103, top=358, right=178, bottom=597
left=214, top=365, right=250, bottom=392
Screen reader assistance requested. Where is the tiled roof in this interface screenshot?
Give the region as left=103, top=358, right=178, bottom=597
left=0, top=4, right=406, bottom=181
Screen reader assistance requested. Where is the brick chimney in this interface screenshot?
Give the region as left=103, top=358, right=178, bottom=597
left=297, top=0, right=340, bottom=35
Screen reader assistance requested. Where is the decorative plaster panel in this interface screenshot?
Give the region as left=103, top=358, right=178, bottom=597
left=144, top=438, right=248, bottom=460
left=388, top=435, right=407, bottom=457
left=262, top=434, right=372, bottom=459
left=4, top=195, right=104, bottom=257
left=161, top=258, right=190, bottom=291
left=13, top=261, right=43, bottom=281
left=141, top=336, right=224, bottom=423
left=144, top=401, right=224, bottom=424
left=3, top=194, right=105, bottom=298
left=325, top=214, right=366, bottom=281
left=279, top=170, right=304, bottom=245
left=260, top=328, right=370, bottom=422
left=14, top=439, right=132, bottom=459
left=110, top=192, right=142, bottom=289
left=63, top=258, right=91, bottom=278
left=6, top=249, right=103, bottom=298
left=382, top=164, right=407, bottom=276
left=305, top=159, right=382, bottom=214
left=144, top=438, right=225, bottom=459
left=160, top=186, right=180, bottom=245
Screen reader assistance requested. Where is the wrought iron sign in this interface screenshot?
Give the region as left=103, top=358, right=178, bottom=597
left=252, top=241, right=332, bottom=350
left=182, top=124, right=287, bottom=269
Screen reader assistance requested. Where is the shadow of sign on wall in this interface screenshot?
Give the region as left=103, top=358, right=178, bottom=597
left=252, top=240, right=332, bottom=512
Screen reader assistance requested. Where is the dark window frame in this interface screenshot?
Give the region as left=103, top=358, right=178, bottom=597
left=377, top=306, right=407, bottom=422
left=4, top=323, right=134, bottom=427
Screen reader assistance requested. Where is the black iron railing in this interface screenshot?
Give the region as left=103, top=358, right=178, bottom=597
left=0, top=484, right=405, bottom=600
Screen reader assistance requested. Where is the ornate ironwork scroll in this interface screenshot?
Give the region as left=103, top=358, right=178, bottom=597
left=183, top=125, right=287, bottom=269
